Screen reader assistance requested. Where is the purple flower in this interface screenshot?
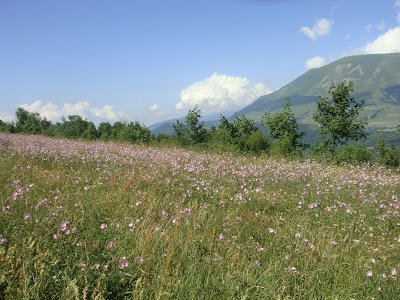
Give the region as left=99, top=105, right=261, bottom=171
left=23, top=213, right=31, bottom=221
left=60, top=221, right=70, bottom=235
left=119, top=257, right=128, bottom=269
left=137, top=256, right=144, bottom=265
left=331, top=241, right=338, bottom=247
left=77, top=262, right=87, bottom=271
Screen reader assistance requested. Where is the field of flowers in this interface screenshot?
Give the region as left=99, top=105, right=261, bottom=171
left=1, top=132, right=399, bottom=299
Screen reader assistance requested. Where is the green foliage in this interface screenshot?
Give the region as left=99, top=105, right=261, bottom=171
left=57, top=115, right=92, bottom=139
left=372, top=130, right=400, bottom=167
left=262, top=99, right=307, bottom=156
left=98, top=122, right=113, bottom=141
left=118, top=121, right=153, bottom=144
left=172, top=106, right=206, bottom=145
left=14, top=107, right=51, bottom=134
left=213, top=114, right=269, bottom=154
left=334, top=143, right=373, bottom=164
left=313, top=81, right=368, bottom=153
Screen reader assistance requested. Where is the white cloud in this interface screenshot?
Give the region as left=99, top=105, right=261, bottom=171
left=364, top=24, right=372, bottom=33
left=0, top=112, right=14, bottom=122
left=395, top=0, right=400, bottom=8
left=300, top=18, right=334, bottom=40
left=176, top=73, right=272, bottom=112
left=91, top=105, right=120, bottom=120
left=149, top=104, right=161, bottom=111
left=364, top=26, right=400, bottom=54
left=397, top=11, right=400, bottom=23
left=20, top=100, right=123, bottom=123
left=62, top=101, right=91, bottom=117
left=375, top=20, right=386, bottom=31
left=306, top=56, right=327, bottom=70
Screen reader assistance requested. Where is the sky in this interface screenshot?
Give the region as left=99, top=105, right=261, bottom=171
left=1, top=0, right=400, bottom=126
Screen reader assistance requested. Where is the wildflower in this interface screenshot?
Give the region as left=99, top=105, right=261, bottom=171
left=391, top=268, right=397, bottom=276
left=137, top=256, right=144, bottom=265
left=84, top=185, right=90, bottom=190
left=366, top=270, right=373, bottom=277
left=219, top=234, right=225, bottom=241
left=253, top=260, right=260, bottom=266
left=100, top=223, right=108, bottom=230
left=74, top=180, right=79, bottom=184
left=119, top=257, right=129, bottom=269
left=0, top=235, right=8, bottom=244
left=331, top=241, right=338, bottom=246
left=382, top=273, right=387, bottom=279
left=107, top=239, right=117, bottom=249
left=371, top=258, right=376, bottom=264
left=268, top=228, right=276, bottom=234
left=60, top=221, right=70, bottom=235
left=295, top=233, right=302, bottom=238
left=77, top=262, right=87, bottom=271
left=23, top=213, right=31, bottom=221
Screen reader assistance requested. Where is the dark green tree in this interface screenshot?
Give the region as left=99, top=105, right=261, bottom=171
left=262, top=98, right=307, bottom=155
left=313, top=81, right=367, bottom=153
left=172, top=106, right=206, bottom=145
left=98, top=122, right=113, bottom=140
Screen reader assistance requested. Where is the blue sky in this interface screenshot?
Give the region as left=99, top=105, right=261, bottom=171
left=1, top=0, right=400, bottom=126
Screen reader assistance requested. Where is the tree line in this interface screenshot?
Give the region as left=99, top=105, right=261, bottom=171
left=1, top=81, right=399, bottom=167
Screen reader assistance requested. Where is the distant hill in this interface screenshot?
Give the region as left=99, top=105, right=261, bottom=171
left=236, top=53, right=400, bottom=130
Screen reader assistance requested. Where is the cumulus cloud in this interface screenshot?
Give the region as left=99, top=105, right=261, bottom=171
left=364, top=26, right=400, bottom=53
left=306, top=56, right=327, bottom=70
left=20, top=100, right=124, bottom=123
left=0, top=112, right=14, bottom=122
left=149, top=104, right=161, bottom=111
left=300, top=18, right=334, bottom=40
left=176, top=73, right=272, bottom=112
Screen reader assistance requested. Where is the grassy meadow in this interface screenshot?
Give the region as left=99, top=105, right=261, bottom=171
left=0, top=132, right=399, bottom=299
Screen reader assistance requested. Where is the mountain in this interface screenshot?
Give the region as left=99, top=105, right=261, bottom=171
left=236, top=53, right=400, bottom=130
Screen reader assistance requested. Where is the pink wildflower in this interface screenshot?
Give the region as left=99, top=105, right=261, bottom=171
left=23, top=213, right=31, bottom=221
left=119, top=257, right=128, bottom=269
left=366, top=270, right=373, bottom=277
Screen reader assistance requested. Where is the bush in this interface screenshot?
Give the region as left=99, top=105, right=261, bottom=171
left=270, top=135, right=303, bottom=157
left=334, top=143, right=372, bottom=164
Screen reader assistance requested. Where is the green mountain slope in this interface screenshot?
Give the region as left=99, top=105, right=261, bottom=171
left=237, top=53, right=400, bottom=130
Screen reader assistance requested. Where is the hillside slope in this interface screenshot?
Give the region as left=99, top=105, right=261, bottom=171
left=236, top=53, right=400, bottom=130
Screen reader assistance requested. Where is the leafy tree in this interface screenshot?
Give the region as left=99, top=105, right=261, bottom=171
left=215, top=114, right=268, bottom=153
left=98, top=122, right=113, bottom=140
left=313, top=81, right=367, bottom=153
left=172, top=106, right=206, bottom=145
left=14, top=107, right=53, bottom=134
left=262, top=98, right=307, bottom=155
left=58, top=115, right=90, bottom=138
left=119, top=121, right=153, bottom=144
left=82, top=121, right=98, bottom=140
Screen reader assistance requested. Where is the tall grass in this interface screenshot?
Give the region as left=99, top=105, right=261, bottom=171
left=0, top=133, right=399, bottom=299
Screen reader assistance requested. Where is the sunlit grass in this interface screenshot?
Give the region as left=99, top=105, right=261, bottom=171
left=0, top=133, right=399, bottom=299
